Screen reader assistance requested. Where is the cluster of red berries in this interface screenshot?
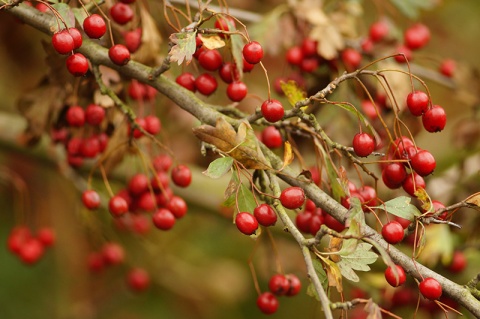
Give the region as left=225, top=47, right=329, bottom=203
left=295, top=199, right=346, bottom=235
left=7, top=226, right=55, bottom=265
left=257, top=273, right=301, bottom=315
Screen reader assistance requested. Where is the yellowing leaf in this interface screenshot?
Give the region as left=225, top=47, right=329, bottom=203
left=417, top=224, right=453, bottom=267
left=320, top=256, right=343, bottom=292
left=198, top=34, right=225, bottom=50
left=280, top=80, right=306, bottom=108
left=193, top=118, right=270, bottom=169
left=466, top=192, right=480, bottom=208
left=169, top=31, right=197, bottom=65
left=279, top=141, right=294, bottom=171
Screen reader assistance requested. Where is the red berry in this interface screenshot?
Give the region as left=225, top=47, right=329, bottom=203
left=286, top=46, right=303, bottom=65
left=257, top=292, right=279, bottom=315
left=352, top=133, right=375, bottom=157
left=110, top=2, right=134, bottom=25
left=361, top=38, right=374, bottom=53
left=124, top=27, right=142, bottom=53
left=102, top=242, right=125, bottom=265
left=37, top=227, right=55, bottom=247
left=137, top=192, right=156, bottom=212
left=402, top=172, right=426, bottom=197
left=129, top=118, right=147, bottom=138
left=152, top=208, right=176, bottom=230
left=80, top=136, right=100, bottom=158
left=381, top=221, right=404, bottom=244
left=324, top=213, right=346, bottom=232
left=394, top=216, right=411, bottom=229
left=195, top=73, right=218, bottom=96
left=66, top=53, right=89, bottom=76
left=261, top=99, right=284, bottom=123
left=226, top=81, right=248, bottom=102
left=280, top=187, right=305, bottom=210
left=19, top=238, right=45, bottom=265
left=35, top=3, right=49, bottom=12
left=219, top=62, right=240, bottom=84
left=153, top=154, right=173, bottom=172
left=242, top=57, right=255, bottom=72
left=448, top=251, right=467, bottom=273
left=253, top=204, right=277, bottom=227
left=235, top=212, right=258, bottom=235
left=261, top=126, right=282, bottom=149
left=66, top=105, right=85, bottom=127
left=382, top=163, right=407, bottom=189
left=127, top=268, right=150, bottom=292
left=411, top=150, right=436, bottom=176
left=243, top=41, right=263, bottom=64
left=296, top=211, right=313, bottom=233
left=145, top=115, right=161, bottom=135
left=439, top=59, right=455, bottom=78
left=422, top=105, right=446, bottom=133
left=87, top=252, right=105, bottom=273
left=132, top=214, right=151, bottom=234
left=52, top=30, right=75, bottom=55
left=83, top=14, right=106, bottom=39
left=299, top=57, right=319, bottom=73
left=85, top=104, right=105, bottom=126
left=214, top=16, right=236, bottom=36
left=406, top=91, right=429, bottom=116
left=128, top=80, right=147, bottom=100
left=269, top=274, right=290, bottom=296
left=198, top=49, right=223, bottom=71
left=301, top=38, right=318, bottom=57
left=7, top=226, right=31, bottom=255
left=167, top=195, right=188, bottom=219
left=385, top=264, right=407, bottom=287
left=361, top=100, right=378, bottom=120
left=68, top=27, right=83, bottom=49
left=286, top=274, right=302, bottom=296
left=109, top=44, right=130, bottom=65
left=358, top=186, right=378, bottom=207
left=369, top=20, right=389, bottom=42
left=171, top=164, right=192, bottom=187
left=128, top=173, right=149, bottom=196
left=404, top=23, right=430, bottom=50
left=151, top=171, right=170, bottom=191
left=109, top=195, right=129, bottom=217
left=419, top=277, right=442, bottom=300
left=341, top=48, right=362, bottom=70
left=176, top=72, right=196, bottom=92
left=394, top=45, right=413, bottom=63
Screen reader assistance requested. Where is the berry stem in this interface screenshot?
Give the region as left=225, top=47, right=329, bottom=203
left=99, top=164, right=114, bottom=197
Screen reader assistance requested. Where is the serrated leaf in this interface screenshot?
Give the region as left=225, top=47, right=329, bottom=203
left=169, top=31, right=197, bottom=65
left=388, top=0, right=437, bottom=19
left=314, top=137, right=345, bottom=201
left=198, top=34, right=225, bottom=50
left=337, top=243, right=378, bottom=282
left=193, top=118, right=270, bottom=169
left=51, top=3, right=75, bottom=31
left=280, top=80, right=307, bottom=108
left=373, top=196, right=422, bottom=221
left=203, top=157, right=234, bottom=179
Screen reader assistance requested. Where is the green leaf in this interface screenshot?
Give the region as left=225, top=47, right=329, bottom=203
left=237, top=183, right=257, bottom=214
left=280, top=80, right=306, bottom=108
left=337, top=243, right=378, bottom=282
left=229, top=25, right=244, bottom=80
left=373, top=196, right=421, bottom=221
left=307, top=258, right=328, bottom=300
left=340, top=197, right=364, bottom=256
left=388, top=0, right=437, bottom=19
left=169, top=31, right=197, bottom=65
left=314, top=138, right=345, bottom=201
left=51, top=3, right=75, bottom=31
left=203, top=157, right=234, bottom=179
left=222, top=173, right=239, bottom=207
left=72, top=7, right=88, bottom=28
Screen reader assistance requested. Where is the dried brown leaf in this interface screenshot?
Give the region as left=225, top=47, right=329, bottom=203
left=198, top=34, right=225, bottom=50
left=133, top=5, right=163, bottom=65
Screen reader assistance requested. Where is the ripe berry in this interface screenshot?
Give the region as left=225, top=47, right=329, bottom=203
left=37, top=227, right=55, bottom=247
left=448, top=251, right=467, bottom=273
left=83, top=14, right=106, bottom=39
left=394, top=45, right=413, bottom=63
left=219, top=62, right=239, bottom=84
left=286, top=46, right=303, bottom=65
left=261, top=99, right=284, bottom=123
left=253, top=204, right=277, bottom=226
left=19, top=238, right=45, bottom=265
left=358, top=186, right=378, bottom=207
left=127, top=268, right=150, bottom=292
left=369, top=20, right=389, bottom=42
left=402, top=172, right=426, bottom=197
left=243, top=41, right=263, bottom=64
left=296, top=211, right=313, bottom=233
left=352, top=133, right=375, bottom=157
left=7, top=226, right=31, bottom=255
left=52, top=30, right=75, bottom=55
left=341, top=48, right=362, bottom=70
left=66, top=53, right=89, bottom=76
left=66, top=105, right=85, bottom=127
left=381, top=221, right=404, bottom=244
left=109, top=195, right=129, bottom=217
left=102, top=242, right=125, bottom=265
left=242, top=57, right=255, bottom=72
left=195, top=73, right=218, bottom=96
left=257, top=292, right=279, bottom=315
left=324, top=213, right=346, bottom=232
left=109, top=44, right=130, bottom=65
left=439, top=59, right=455, bottom=78
left=137, top=192, right=156, bottom=212
left=153, top=154, right=173, bottom=172
left=382, top=163, right=407, bottom=189
left=411, top=150, right=436, bottom=176
left=176, top=72, right=196, bottom=92
left=227, top=81, right=248, bottom=102
left=286, top=274, right=302, bottom=296
left=145, top=115, right=161, bottom=135
left=361, top=100, right=378, bottom=120
left=80, top=137, right=100, bottom=158
left=110, top=2, right=134, bottom=25
left=406, top=91, right=429, bottom=116
left=124, top=27, right=142, bottom=53
left=214, top=16, right=236, bottom=36
left=419, top=277, right=442, bottom=300
left=269, top=274, right=290, bottom=296
left=404, top=23, right=430, bottom=50
left=171, top=164, right=192, bottom=187
left=152, top=208, right=176, bottom=230
left=385, top=264, right=407, bottom=287
left=151, top=171, right=170, bottom=191
left=129, top=118, right=147, bottom=138
left=167, top=195, right=188, bottom=219
left=198, top=49, right=223, bottom=71
left=422, top=105, right=446, bottom=132
left=280, top=187, right=305, bottom=210
left=261, top=126, right=283, bottom=148
left=128, top=173, right=149, bottom=196
left=235, top=212, right=258, bottom=235
left=301, top=38, right=318, bottom=57
left=299, top=57, right=319, bottom=73
left=68, top=27, right=83, bottom=49
left=85, top=104, right=105, bottom=126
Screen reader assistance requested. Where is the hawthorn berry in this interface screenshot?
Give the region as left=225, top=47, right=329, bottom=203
left=341, top=48, right=362, bottom=70
left=242, top=57, right=255, bottom=72
left=167, top=195, right=188, bottom=219
left=102, top=242, right=125, bottom=265
left=448, top=251, right=467, bottom=273
left=394, top=45, right=413, bottom=63
left=145, top=115, right=161, bottom=135
left=7, top=226, right=31, bottom=255
left=127, top=268, right=150, bottom=292
left=382, top=221, right=404, bottom=244
left=243, top=41, right=264, bottom=64
left=299, top=57, right=319, bottom=73
left=261, top=99, right=284, bottom=123
left=369, top=20, right=389, bottom=42
left=382, top=163, right=407, bottom=189
left=402, top=172, right=426, bottom=197
left=235, top=212, right=258, bottom=235
left=68, top=27, right=83, bottom=49
left=358, top=186, right=378, bottom=207
left=253, top=204, right=277, bottom=227
left=176, top=72, right=196, bottom=92
left=83, top=14, right=106, bottom=39
left=153, top=154, right=173, bottom=172
left=66, top=105, right=85, bottom=127
left=257, top=292, right=279, bottom=315
left=87, top=252, right=105, bottom=273
left=285, top=274, right=302, bottom=296
left=19, top=238, right=45, bottom=265
left=109, top=44, right=130, bottom=65
left=80, top=137, right=101, bottom=158
left=137, top=192, right=156, bottom=212
left=269, top=274, right=290, bottom=296
left=52, top=30, right=75, bottom=55
left=152, top=208, right=176, bottom=230
left=198, top=49, right=223, bottom=71
left=286, top=46, right=303, bottom=65
left=37, top=227, right=55, bottom=247
left=128, top=173, right=149, bottom=196
left=422, top=105, right=446, bottom=132
left=226, top=81, right=248, bottom=102
left=439, top=59, right=456, bottom=78
left=419, top=277, right=442, bottom=300
left=406, top=91, right=429, bottom=116
left=411, top=150, right=436, bottom=176
left=214, top=16, right=236, bottom=36
left=385, top=264, right=407, bottom=287
left=219, top=62, right=239, bottom=84
left=151, top=171, right=170, bottom=191
left=404, top=23, right=430, bottom=50
left=280, top=187, right=305, bottom=210
left=85, top=104, right=105, bottom=126
left=301, top=38, right=318, bottom=57
left=66, top=53, right=89, bottom=76
left=261, top=126, right=282, bottom=149
left=361, top=100, right=378, bottom=120
left=110, top=2, right=134, bottom=25
left=352, top=133, right=375, bottom=157
left=171, top=164, right=192, bottom=187
left=195, top=73, right=218, bottom=96
left=109, top=195, right=129, bottom=217
left=323, top=213, right=346, bottom=232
